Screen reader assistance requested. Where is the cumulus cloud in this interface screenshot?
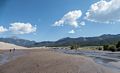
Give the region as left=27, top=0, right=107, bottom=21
left=80, top=21, right=85, bottom=26
left=53, top=10, right=83, bottom=28
left=68, top=30, right=75, bottom=34
left=9, top=22, right=37, bottom=34
left=85, top=0, right=120, bottom=23
left=0, top=26, right=8, bottom=33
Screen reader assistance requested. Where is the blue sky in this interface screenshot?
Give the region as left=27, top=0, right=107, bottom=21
left=0, top=0, right=120, bottom=41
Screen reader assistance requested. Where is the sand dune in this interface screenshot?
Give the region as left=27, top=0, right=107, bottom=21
left=0, top=42, right=26, bottom=50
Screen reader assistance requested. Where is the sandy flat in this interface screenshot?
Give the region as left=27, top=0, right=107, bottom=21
left=0, top=48, right=119, bottom=73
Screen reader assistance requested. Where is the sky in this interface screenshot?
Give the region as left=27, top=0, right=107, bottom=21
left=0, top=0, right=120, bottom=42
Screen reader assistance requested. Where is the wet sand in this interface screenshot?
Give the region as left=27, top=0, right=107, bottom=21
left=0, top=48, right=119, bottom=73
left=54, top=49, right=120, bottom=72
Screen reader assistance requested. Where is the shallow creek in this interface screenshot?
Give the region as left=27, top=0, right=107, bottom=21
left=54, top=49, right=120, bottom=72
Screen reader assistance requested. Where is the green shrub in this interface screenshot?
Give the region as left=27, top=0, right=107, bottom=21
left=103, top=45, right=116, bottom=52
left=109, top=45, right=116, bottom=52
left=117, top=47, right=120, bottom=51
left=116, top=41, right=120, bottom=48
left=70, top=45, right=74, bottom=50
left=98, top=47, right=102, bottom=50
left=103, top=45, right=109, bottom=51
left=70, top=44, right=79, bottom=50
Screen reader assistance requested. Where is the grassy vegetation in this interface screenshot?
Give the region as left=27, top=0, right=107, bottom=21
left=70, top=41, right=120, bottom=52
left=70, top=45, right=103, bottom=51
left=80, top=46, right=103, bottom=50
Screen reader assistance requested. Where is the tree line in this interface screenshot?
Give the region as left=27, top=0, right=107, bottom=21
left=103, top=41, right=120, bottom=52
left=70, top=41, right=120, bottom=52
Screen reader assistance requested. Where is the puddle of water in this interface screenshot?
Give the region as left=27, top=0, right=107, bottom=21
left=93, top=56, right=118, bottom=63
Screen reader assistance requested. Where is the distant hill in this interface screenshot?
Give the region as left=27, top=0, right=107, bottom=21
left=1, top=34, right=120, bottom=47
left=31, top=34, right=120, bottom=47
left=0, top=37, right=35, bottom=47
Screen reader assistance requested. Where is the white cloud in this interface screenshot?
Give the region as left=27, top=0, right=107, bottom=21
left=80, top=21, right=85, bottom=26
left=85, top=0, right=120, bottom=23
left=54, top=10, right=82, bottom=27
left=9, top=22, right=37, bottom=34
left=0, top=26, right=8, bottom=33
left=68, top=30, right=75, bottom=34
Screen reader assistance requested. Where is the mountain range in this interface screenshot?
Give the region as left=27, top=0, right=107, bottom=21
left=1, top=34, right=120, bottom=47
left=0, top=37, right=35, bottom=47
left=31, top=34, right=120, bottom=47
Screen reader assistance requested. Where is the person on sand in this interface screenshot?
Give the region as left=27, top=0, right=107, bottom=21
left=10, top=49, right=11, bottom=52
left=13, top=48, right=15, bottom=52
